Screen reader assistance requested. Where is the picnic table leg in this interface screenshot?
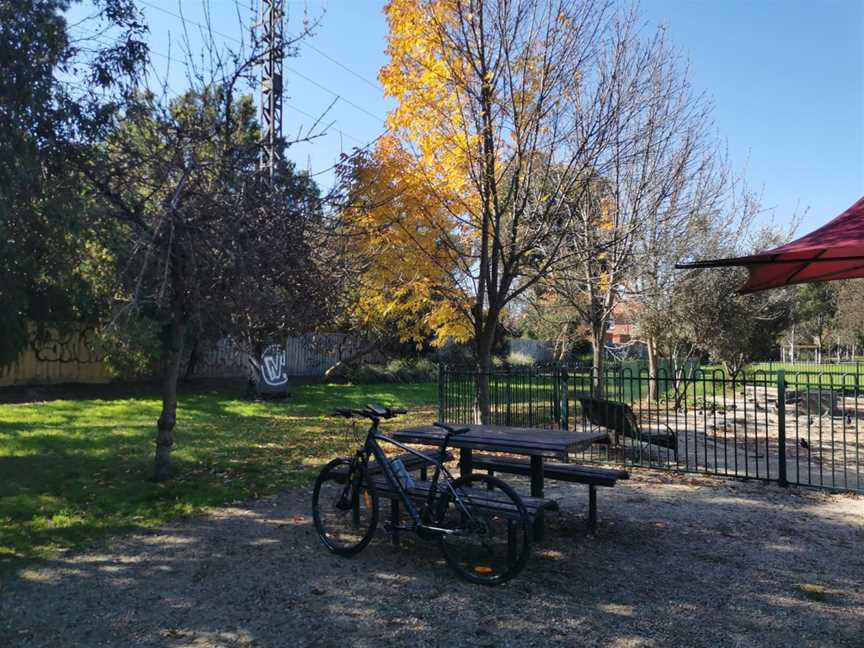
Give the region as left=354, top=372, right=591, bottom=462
left=459, top=447, right=473, bottom=478
left=390, top=499, right=400, bottom=546
left=507, top=520, right=517, bottom=567
left=530, top=455, right=545, bottom=541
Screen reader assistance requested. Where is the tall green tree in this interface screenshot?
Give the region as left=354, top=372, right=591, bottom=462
left=794, top=283, right=838, bottom=361
left=834, top=280, right=864, bottom=356
left=0, top=0, right=146, bottom=365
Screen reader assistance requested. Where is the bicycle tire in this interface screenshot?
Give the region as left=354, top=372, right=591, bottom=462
left=312, top=457, right=379, bottom=556
left=435, top=474, right=531, bottom=585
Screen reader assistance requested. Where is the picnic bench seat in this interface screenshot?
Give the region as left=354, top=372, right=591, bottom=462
left=470, top=454, right=628, bottom=531
left=368, top=473, right=559, bottom=545
left=579, top=397, right=678, bottom=458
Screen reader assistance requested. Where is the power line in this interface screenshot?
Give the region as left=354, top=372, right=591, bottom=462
left=67, top=24, right=386, bottom=178
left=137, top=0, right=386, bottom=124
left=308, top=130, right=388, bottom=178
left=139, top=0, right=245, bottom=46
left=284, top=103, right=365, bottom=145
left=134, top=0, right=466, bottom=146
left=301, top=41, right=381, bottom=91
left=284, top=64, right=383, bottom=123
left=140, top=0, right=383, bottom=91
left=69, top=25, right=376, bottom=145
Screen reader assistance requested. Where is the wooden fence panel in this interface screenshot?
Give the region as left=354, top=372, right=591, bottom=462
left=0, top=326, right=113, bottom=386
left=1, top=326, right=385, bottom=386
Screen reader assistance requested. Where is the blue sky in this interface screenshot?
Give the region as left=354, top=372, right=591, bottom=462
left=67, top=1, right=863, bottom=234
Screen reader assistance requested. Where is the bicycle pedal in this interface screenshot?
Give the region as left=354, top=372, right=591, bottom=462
left=383, top=522, right=414, bottom=532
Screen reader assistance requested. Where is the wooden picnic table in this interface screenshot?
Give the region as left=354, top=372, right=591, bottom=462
left=391, top=424, right=607, bottom=539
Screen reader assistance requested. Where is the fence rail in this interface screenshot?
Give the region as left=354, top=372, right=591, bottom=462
left=438, top=364, right=863, bottom=494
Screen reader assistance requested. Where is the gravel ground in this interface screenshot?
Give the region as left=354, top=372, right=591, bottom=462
left=2, top=469, right=862, bottom=648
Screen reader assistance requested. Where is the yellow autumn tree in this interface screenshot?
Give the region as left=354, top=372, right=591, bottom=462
left=338, top=143, right=473, bottom=349
left=343, top=0, right=628, bottom=420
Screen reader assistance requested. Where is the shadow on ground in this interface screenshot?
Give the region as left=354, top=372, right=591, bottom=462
left=1, top=469, right=862, bottom=648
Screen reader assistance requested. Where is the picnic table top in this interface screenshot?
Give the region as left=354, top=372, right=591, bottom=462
left=390, top=424, right=606, bottom=459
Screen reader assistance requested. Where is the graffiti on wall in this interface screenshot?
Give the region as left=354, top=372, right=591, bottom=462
left=30, top=326, right=102, bottom=364
left=260, top=344, right=288, bottom=386
left=2, top=324, right=385, bottom=386
left=1, top=324, right=112, bottom=386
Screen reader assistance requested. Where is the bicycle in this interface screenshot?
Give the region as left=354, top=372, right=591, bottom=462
left=312, top=404, right=532, bottom=585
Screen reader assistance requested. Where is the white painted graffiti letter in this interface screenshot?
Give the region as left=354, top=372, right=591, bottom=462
left=261, top=345, right=287, bottom=386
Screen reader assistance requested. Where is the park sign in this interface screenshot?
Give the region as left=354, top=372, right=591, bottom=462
left=249, top=344, right=289, bottom=398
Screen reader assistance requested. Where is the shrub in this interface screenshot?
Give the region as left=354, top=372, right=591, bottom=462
left=506, top=351, right=536, bottom=366
left=327, top=358, right=438, bottom=384
left=95, top=318, right=161, bottom=379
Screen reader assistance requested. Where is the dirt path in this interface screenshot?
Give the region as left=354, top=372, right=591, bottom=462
left=2, top=470, right=862, bottom=648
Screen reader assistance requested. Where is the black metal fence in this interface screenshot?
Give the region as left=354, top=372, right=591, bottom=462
left=438, top=364, right=863, bottom=493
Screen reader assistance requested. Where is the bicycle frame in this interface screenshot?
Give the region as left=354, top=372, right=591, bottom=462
left=349, top=418, right=478, bottom=536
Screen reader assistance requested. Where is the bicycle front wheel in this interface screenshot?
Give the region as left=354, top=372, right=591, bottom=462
left=312, top=458, right=379, bottom=556
left=436, top=474, right=531, bottom=585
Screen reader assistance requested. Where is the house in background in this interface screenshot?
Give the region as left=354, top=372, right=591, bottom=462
left=606, top=300, right=638, bottom=345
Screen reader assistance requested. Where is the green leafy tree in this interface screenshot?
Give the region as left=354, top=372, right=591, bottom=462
left=683, top=268, right=793, bottom=376
left=794, top=283, right=838, bottom=361
left=81, top=82, right=327, bottom=480
left=834, top=280, right=864, bottom=357
left=0, top=0, right=146, bottom=365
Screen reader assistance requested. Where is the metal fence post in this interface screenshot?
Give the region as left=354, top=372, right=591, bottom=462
left=437, top=363, right=445, bottom=423
left=777, top=369, right=788, bottom=487
left=552, top=365, right=560, bottom=425
left=561, top=368, right=569, bottom=431
left=505, top=365, right=512, bottom=426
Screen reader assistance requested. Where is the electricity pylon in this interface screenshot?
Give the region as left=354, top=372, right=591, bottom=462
left=258, top=0, right=283, bottom=185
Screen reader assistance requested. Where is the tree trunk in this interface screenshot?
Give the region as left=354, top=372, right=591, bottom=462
left=322, top=339, right=380, bottom=382
left=670, top=350, right=687, bottom=410
left=790, top=325, right=795, bottom=363
left=183, top=337, right=199, bottom=380
left=556, top=322, right=572, bottom=363
left=647, top=336, right=659, bottom=401
left=153, top=253, right=188, bottom=482
left=473, top=325, right=496, bottom=425
left=590, top=324, right=605, bottom=399
left=154, top=316, right=186, bottom=481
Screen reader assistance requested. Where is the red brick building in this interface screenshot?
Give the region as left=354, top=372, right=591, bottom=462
left=605, top=301, right=638, bottom=345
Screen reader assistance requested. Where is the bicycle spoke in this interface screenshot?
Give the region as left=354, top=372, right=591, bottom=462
left=313, top=458, right=378, bottom=556
left=437, top=475, right=530, bottom=585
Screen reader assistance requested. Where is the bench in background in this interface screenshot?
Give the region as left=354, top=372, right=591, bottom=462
left=579, top=397, right=678, bottom=459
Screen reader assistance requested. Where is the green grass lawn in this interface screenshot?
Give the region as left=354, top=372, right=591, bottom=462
left=0, top=382, right=436, bottom=574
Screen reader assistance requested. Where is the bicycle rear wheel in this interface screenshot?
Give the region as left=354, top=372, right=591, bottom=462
left=312, top=457, right=379, bottom=556
left=435, top=474, right=530, bottom=585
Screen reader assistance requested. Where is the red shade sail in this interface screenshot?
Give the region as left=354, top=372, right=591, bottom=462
left=676, top=196, right=864, bottom=294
